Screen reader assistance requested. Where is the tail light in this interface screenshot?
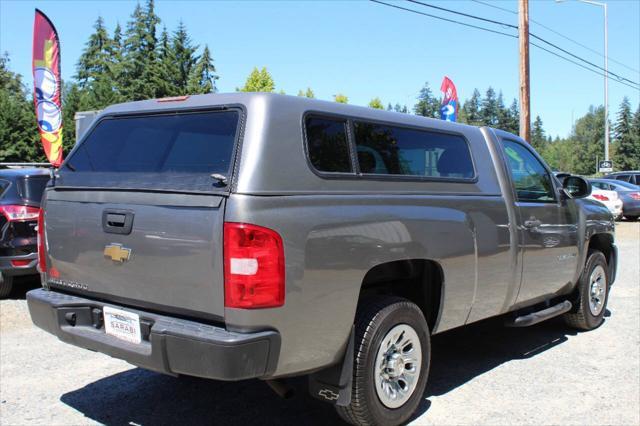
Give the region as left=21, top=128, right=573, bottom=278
left=593, top=194, right=609, bottom=201
left=37, top=209, right=47, bottom=273
left=224, top=222, right=285, bottom=309
left=0, top=205, right=40, bottom=221
left=630, top=192, right=640, bottom=200
left=11, top=259, right=31, bottom=267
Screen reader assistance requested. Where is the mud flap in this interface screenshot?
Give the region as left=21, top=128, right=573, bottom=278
left=308, top=326, right=354, bottom=406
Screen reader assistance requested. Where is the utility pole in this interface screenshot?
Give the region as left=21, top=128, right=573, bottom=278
left=518, top=0, right=531, bottom=143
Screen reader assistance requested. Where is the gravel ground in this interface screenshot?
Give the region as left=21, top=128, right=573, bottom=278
left=1, top=222, right=638, bottom=425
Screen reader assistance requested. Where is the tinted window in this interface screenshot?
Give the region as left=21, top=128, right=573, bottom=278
left=591, top=181, right=611, bottom=190
left=353, top=122, right=474, bottom=179
left=615, top=174, right=631, bottom=182
left=68, top=111, right=238, bottom=175
left=0, top=179, right=8, bottom=197
left=503, top=140, right=555, bottom=202
left=305, top=117, right=352, bottom=173
left=17, top=177, right=49, bottom=203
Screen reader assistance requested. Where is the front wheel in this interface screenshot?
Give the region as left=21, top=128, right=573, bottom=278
left=564, top=250, right=609, bottom=330
left=336, top=297, right=430, bottom=426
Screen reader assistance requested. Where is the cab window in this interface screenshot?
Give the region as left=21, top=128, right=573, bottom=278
left=503, top=140, right=555, bottom=202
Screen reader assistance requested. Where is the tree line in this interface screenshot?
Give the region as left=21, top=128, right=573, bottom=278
left=1, top=0, right=639, bottom=174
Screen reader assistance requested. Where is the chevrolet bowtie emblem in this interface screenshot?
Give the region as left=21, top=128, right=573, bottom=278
left=104, top=243, right=131, bottom=263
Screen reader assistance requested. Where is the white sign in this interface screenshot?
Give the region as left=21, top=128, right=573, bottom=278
left=103, top=306, right=142, bottom=344
left=598, top=160, right=613, bottom=173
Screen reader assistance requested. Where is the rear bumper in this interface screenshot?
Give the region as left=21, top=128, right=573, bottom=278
left=27, top=288, right=280, bottom=381
left=0, top=253, right=38, bottom=276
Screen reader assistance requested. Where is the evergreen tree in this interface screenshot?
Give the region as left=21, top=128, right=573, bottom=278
left=481, top=87, right=498, bottom=126
left=187, top=45, right=218, bottom=94
left=570, top=105, right=606, bottom=175
left=122, top=0, right=161, bottom=100
left=110, top=23, right=125, bottom=89
left=394, top=103, right=408, bottom=113
left=297, top=88, right=315, bottom=98
left=334, top=94, right=348, bottom=104
left=506, top=99, right=520, bottom=134
left=238, top=67, right=275, bottom=92
left=531, top=115, right=546, bottom=152
left=61, top=82, right=82, bottom=150
left=613, top=97, right=639, bottom=170
left=75, top=16, right=114, bottom=88
left=368, top=97, right=384, bottom=110
left=171, top=21, right=198, bottom=94
left=413, top=82, right=439, bottom=118
left=0, top=53, right=44, bottom=162
left=496, top=91, right=510, bottom=131
left=462, top=89, right=482, bottom=126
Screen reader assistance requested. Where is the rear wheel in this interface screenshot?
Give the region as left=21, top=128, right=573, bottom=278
left=336, top=297, right=430, bottom=426
left=564, top=250, right=609, bottom=330
left=0, top=273, right=14, bottom=298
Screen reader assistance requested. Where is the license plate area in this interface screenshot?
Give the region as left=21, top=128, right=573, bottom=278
left=103, top=306, right=142, bottom=344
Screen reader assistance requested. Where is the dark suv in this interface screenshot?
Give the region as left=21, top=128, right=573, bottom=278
left=0, top=168, right=49, bottom=297
left=604, top=171, right=640, bottom=186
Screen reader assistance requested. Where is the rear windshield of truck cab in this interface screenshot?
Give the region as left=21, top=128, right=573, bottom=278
left=60, top=110, right=239, bottom=192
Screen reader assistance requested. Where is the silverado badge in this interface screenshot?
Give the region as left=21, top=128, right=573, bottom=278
left=104, top=243, right=131, bottom=263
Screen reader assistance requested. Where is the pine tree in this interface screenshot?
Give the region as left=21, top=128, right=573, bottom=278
left=614, top=97, right=639, bottom=170
left=171, top=21, right=198, bottom=93
left=334, top=94, right=348, bottom=104
left=238, top=67, right=275, bottom=92
left=0, top=53, right=44, bottom=162
left=76, top=17, right=113, bottom=88
left=122, top=0, right=161, bottom=100
left=297, top=88, right=315, bottom=98
left=531, top=115, right=546, bottom=152
left=496, top=91, right=510, bottom=131
left=462, top=89, right=482, bottom=126
left=368, top=97, right=384, bottom=110
left=187, top=45, right=218, bottom=94
left=507, top=99, right=520, bottom=134
left=413, top=82, right=439, bottom=118
left=481, top=87, right=498, bottom=126
left=110, top=23, right=125, bottom=90
left=570, top=105, right=606, bottom=175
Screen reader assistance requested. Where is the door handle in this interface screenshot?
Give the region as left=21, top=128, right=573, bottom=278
left=524, top=218, right=542, bottom=229
left=102, top=209, right=134, bottom=235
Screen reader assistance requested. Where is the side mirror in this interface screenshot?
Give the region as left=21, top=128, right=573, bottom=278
left=562, top=176, right=591, bottom=199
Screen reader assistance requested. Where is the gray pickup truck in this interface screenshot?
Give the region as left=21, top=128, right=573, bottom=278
left=28, top=93, right=616, bottom=425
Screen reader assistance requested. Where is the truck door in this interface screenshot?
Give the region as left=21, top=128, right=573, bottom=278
left=500, top=138, right=580, bottom=304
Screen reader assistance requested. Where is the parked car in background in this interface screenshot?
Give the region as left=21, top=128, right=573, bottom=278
left=591, top=178, right=640, bottom=221
left=604, top=171, right=640, bottom=186
left=587, top=185, right=623, bottom=220
left=0, top=168, right=49, bottom=297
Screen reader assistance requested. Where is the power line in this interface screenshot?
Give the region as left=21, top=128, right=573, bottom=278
left=530, top=41, right=640, bottom=91
left=368, top=0, right=517, bottom=39
left=471, top=0, right=640, bottom=74
left=369, top=0, right=639, bottom=91
left=403, top=0, right=639, bottom=88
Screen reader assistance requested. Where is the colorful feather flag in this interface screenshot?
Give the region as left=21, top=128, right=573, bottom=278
left=440, top=76, right=458, bottom=122
left=32, top=9, right=63, bottom=167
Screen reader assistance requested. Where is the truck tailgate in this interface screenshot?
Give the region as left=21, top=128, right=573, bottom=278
left=44, top=190, right=226, bottom=319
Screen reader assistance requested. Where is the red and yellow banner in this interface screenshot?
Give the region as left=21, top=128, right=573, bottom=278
left=32, top=9, right=63, bottom=167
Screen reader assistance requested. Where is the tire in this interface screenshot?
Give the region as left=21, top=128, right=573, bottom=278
left=0, top=273, right=14, bottom=298
left=336, top=297, right=430, bottom=426
left=564, top=250, right=609, bottom=330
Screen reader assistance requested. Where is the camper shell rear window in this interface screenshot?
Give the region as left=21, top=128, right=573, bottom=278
left=58, top=110, right=240, bottom=192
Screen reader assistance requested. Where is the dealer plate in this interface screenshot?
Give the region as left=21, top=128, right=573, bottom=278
left=103, top=306, right=141, bottom=344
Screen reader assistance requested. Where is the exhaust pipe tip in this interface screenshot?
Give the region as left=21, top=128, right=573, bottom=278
left=266, top=379, right=295, bottom=399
